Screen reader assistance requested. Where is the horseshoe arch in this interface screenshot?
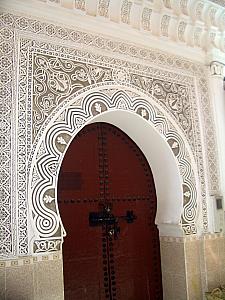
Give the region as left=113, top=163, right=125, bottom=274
left=28, top=86, right=198, bottom=254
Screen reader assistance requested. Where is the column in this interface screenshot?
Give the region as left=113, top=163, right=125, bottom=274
left=209, top=61, right=225, bottom=198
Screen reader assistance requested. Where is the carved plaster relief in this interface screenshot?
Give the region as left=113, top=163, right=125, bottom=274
left=29, top=88, right=198, bottom=253
left=0, top=12, right=219, bottom=257
left=32, top=53, right=193, bottom=143
left=33, top=54, right=113, bottom=138
left=0, top=13, right=15, bottom=257
left=209, top=0, right=225, bottom=8
left=210, top=61, right=225, bottom=77
left=33, top=0, right=225, bottom=52
left=98, top=0, right=110, bottom=17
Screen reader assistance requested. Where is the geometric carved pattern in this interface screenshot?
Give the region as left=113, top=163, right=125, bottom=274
left=0, top=14, right=15, bottom=257
left=29, top=89, right=198, bottom=253
left=0, top=12, right=219, bottom=257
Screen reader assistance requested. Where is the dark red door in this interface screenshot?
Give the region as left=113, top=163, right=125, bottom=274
left=58, top=122, right=163, bottom=300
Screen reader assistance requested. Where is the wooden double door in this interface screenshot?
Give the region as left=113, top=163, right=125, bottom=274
left=58, top=122, right=163, bottom=300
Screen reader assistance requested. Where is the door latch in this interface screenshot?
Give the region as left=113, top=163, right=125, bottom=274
left=89, top=204, right=137, bottom=239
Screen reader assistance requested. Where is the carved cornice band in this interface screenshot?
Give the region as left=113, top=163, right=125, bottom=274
left=35, top=0, right=225, bottom=53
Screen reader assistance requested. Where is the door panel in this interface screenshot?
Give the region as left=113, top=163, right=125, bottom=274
left=58, top=122, right=163, bottom=300
left=105, top=125, right=153, bottom=197
left=58, top=125, right=101, bottom=200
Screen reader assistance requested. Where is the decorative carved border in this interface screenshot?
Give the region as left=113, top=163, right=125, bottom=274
left=0, top=13, right=16, bottom=257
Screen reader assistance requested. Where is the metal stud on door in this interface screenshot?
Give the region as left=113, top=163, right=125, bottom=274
left=58, top=122, right=163, bottom=300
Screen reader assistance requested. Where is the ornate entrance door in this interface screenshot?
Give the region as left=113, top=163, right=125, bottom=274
left=58, top=122, right=163, bottom=300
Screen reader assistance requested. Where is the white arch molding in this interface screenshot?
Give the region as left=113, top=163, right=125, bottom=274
left=89, top=111, right=183, bottom=228
left=28, top=86, right=199, bottom=254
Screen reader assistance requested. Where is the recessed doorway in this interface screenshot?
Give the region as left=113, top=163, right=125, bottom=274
left=58, top=122, right=163, bottom=300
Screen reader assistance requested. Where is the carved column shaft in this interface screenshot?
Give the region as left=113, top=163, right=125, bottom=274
left=209, top=61, right=225, bottom=197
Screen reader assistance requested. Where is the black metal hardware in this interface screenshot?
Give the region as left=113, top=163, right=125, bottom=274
left=89, top=205, right=136, bottom=239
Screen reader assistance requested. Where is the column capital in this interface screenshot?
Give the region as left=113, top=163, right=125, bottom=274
left=210, top=61, right=225, bottom=78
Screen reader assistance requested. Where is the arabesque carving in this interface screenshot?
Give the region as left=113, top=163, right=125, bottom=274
left=0, top=11, right=219, bottom=257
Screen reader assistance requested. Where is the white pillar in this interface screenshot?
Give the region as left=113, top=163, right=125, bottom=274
left=209, top=61, right=225, bottom=198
